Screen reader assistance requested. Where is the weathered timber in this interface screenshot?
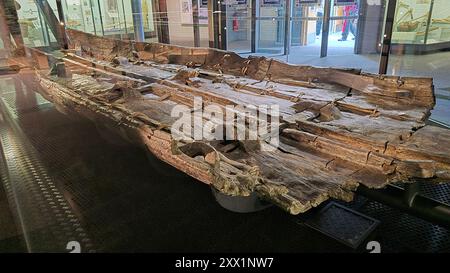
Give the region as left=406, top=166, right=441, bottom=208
left=31, top=29, right=450, bottom=215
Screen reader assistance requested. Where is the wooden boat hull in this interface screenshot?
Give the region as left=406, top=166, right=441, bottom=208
left=32, top=29, right=450, bottom=215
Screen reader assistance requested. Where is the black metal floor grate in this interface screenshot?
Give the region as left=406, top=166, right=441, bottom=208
left=419, top=182, right=450, bottom=205
left=337, top=196, right=450, bottom=253
left=301, top=202, right=379, bottom=249
left=0, top=75, right=94, bottom=252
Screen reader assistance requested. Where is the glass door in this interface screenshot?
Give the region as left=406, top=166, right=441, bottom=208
left=142, top=0, right=158, bottom=42
left=15, top=0, right=55, bottom=47
left=287, top=0, right=324, bottom=62
left=256, top=0, right=287, bottom=55
left=326, top=0, right=359, bottom=56
left=285, top=0, right=388, bottom=74
left=226, top=0, right=253, bottom=53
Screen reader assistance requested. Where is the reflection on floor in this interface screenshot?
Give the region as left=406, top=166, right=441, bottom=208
left=0, top=70, right=449, bottom=253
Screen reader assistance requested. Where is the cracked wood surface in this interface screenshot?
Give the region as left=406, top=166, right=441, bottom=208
left=32, top=29, right=450, bottom=214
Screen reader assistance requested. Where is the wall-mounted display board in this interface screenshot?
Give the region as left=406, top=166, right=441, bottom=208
left=296, top=0, right=319, bottom=5
left=391, top=0, right=450, bottom=53
left=200, top=0, right=208, bottom=8
left=180, top=0, right=193, bottom=24
left=334, top=0, right=357, bottom=6
left=226, top=0, right=248, bottom=5
left=261, top=0, right=284, bottom=7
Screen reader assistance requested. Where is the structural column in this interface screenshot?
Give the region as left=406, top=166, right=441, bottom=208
left=209, top=0, right=226, bottom=49
left=379, top=0, right=397, bottom=74
left=192, top=0, right=200, bottom=47
left=320, top=0, right=331, bottom=58
left=283, top=0, right=292, bottom=56
left=131, top=0, right=145, bottom=42
left=152, top=0, right=170, bottom=44
left=55, top=0, right=68, bottom=49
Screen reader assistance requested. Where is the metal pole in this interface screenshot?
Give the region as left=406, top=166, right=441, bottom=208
left=192, top=0, right=200, bottom=47
left=220, top=0, right=227, bottom=49
left=131, top=0, right=145, bottom=42
left=37, top=6, right=51, bottom=46
left=320, top=0, right=331, bottom=58
left=423, top=0, right=434, bottom=45
left=251, top=0, right=256, bottom=53
left=121, top=0, right=128, bottom=34
left=34, top=0, right=67, bottom=49
left=283, top=0, right=292, bottom=58
left=55, top=0, right=68, bottom=49
left=357, top=184, right=450, bottom=229
left=96, top=0, right=105, bottom=36
left=212, top=0, right=224, bottom=49
left=379, top=0, right=396, bottom=74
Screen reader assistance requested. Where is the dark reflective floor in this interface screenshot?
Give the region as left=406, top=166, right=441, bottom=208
left=1, top=71, right=450, bottom=253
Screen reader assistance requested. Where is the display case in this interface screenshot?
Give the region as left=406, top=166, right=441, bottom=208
left=392, top=0, right=450, bottom=53
left=15, top=0, right=56, bottom=47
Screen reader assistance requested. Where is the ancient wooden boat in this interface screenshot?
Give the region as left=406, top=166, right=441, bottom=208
left=32, top=29, right=450, bottom=215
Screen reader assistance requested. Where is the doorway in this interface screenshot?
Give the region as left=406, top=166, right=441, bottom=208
left=225, top=0, right=387, bottom=69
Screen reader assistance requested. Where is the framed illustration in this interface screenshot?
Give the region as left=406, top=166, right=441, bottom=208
left=180, top=0, right=193, bottom=24
left=334, top=0, right=357, bottom=6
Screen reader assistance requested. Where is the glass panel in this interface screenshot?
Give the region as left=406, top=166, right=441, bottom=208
left=388, top=0, right=450, bottom=126
left=286, top=0, right=387, bottom=74
left=15, top=0, right=51, bottom=47
left=226, top=0, right=252, bottom=53
left=391, top=0, right=431, bottom=45
left=63, top=0, right=97, bottom=34
left=90, top=0, right=105, bottom=36
left=427, top=0, right=450, bottom=44
left=143, top=0, right=158, bottom=42
left=121, top=0, right=135, bottom=36
left=165, top=0, right=195, bottom=46
left=327, top=0, right=358, bottom=55
left=256, top=0, right=287, bottom=55
left=100, top=0, right=126, bottom=36
left=198, top=0, right=209, bottom=47
left=47, top=0, right=59, bottom=13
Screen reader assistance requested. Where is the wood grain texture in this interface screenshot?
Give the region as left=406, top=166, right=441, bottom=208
left=32, top=29, right=450, bottom=214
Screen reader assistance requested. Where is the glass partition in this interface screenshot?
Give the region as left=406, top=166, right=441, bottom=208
left=63, top=0, right=97, bottom=34
left=197, top=1, right=209, bottom=47
left=256, top=0, right=287, bottom=55
left=226, top=0, right=253, bottom=53
left=326, top=0, right=359, bottom=56
left=62, top=0, right=157, bottom=41
left=391, top=0, right=431, bottom=45
left=15, top=0, right=53, bottom=47
left=164, top=0, right=196, bottom=46
left=427, top=0, right=450, bottom=44
left=388, top=0, right=450, bottom=126
left=287, top=0, right=323, bottom=62
left=284, top=0, right=387, bottom=75
left=143, top=0, right=158, bottom=42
